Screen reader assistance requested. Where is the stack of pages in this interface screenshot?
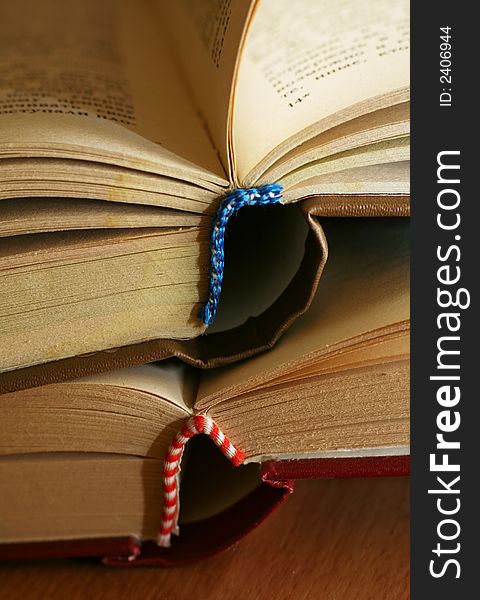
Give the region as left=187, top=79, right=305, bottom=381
left=0, top=0, right=410, bottom=563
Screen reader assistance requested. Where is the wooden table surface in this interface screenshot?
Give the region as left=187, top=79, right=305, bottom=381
left=0, top=477, right=409, bottom=600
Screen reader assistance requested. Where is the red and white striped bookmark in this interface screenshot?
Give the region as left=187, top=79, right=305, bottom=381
left=157, top=414, right=245, bottom=547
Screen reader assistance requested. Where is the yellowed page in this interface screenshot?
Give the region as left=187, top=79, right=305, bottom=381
left=80, top=362, right=197, bottom=413
left=0, top=384, right=188, bottom=458
left=197, top=218, right=409, bottom=406
left=160, top=0, right=257, bottom=175
left=234, top=0, right=410, bottom=182
left=279, top=138, right=409, bottom=190
left=282, top=161, right=410, bottom=202
left=0, top=157, right=221, bottom=210
left=0, top=198, right=205, bottom=237
left=266, top=332, right=409, bottom=387
left=0, top=0, right=226, bottom=184
left=214, top=361, right=409, bottom=462
left=0, top=361, right=197, bottom=458
left=0, top=228, right=208, bottom=373
left=255, top=103, right=410, bottom=186
left=0, top=455, right=164, bottom=542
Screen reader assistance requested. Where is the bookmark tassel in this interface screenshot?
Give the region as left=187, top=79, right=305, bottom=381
left=200, top=183, right=284, bottom=326
left=157, top=415, right=245, bottom=547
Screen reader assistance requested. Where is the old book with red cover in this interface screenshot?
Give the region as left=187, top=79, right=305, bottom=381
left=0, top=456, right=409, bottom=565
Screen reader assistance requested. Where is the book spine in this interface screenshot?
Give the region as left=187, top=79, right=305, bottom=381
left=261, top=455, right=410, bottom=480
left=105, top=478, right=293, bottom=567
left=200, top=183, right=284, bottom=325
left=158, top=415, right=246, bottom=548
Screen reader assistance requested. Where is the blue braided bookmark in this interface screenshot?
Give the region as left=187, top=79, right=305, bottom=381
left=200, top=183, right=284, bottom=326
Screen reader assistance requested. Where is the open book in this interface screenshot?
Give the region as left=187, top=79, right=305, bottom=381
left=0, top=0, right=409, bottom=379
left=0, top=219, right=409, bottom=558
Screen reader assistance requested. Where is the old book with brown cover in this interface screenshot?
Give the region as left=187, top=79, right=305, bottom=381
left=0, top=0, right=409, bottom=383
